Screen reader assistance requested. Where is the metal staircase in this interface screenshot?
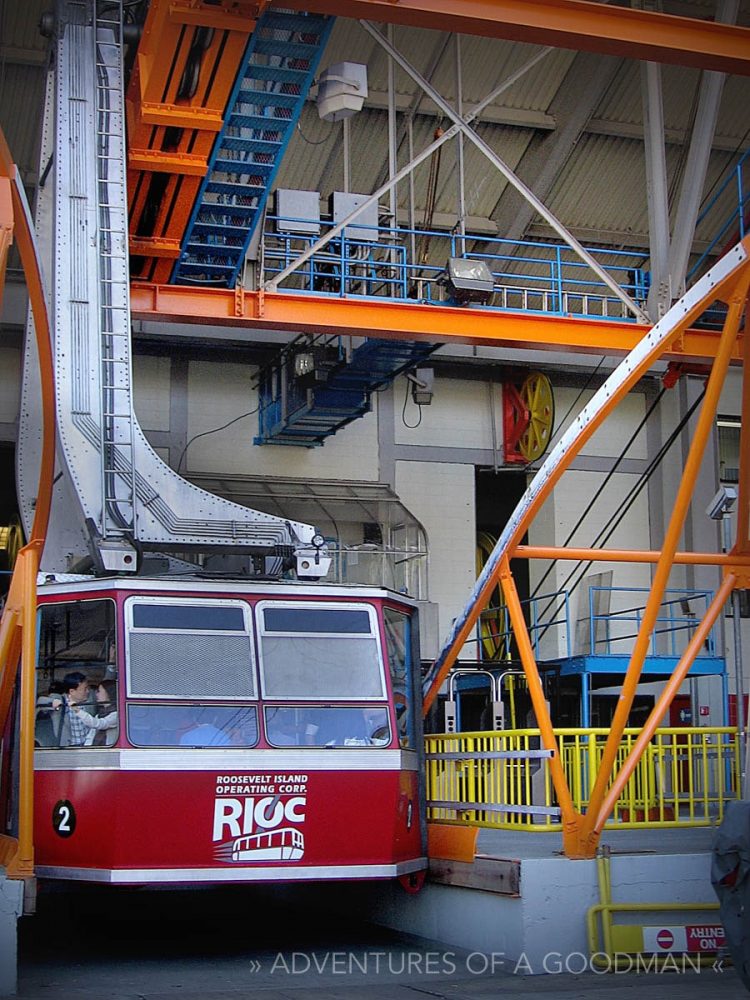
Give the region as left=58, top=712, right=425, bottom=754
left=257, top=338, right=439, bottom=446
left=172, top=9, right=334, bottom=287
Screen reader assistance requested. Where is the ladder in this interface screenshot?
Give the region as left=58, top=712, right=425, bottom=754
left=172, top=9, right=334, bottom=287
left=95, top=5, right=137, bottom=542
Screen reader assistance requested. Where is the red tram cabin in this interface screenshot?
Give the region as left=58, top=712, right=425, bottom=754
left=22, top=577, right=426, bottom=885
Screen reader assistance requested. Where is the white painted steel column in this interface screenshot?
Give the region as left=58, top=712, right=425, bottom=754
left=641, top=60, right=671, bottom=320
left=455, top=33, right=467, bottom=253
left=669, top=0, right=739, bottom=298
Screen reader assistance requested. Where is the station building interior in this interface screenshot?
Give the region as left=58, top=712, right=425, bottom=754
left=0, top=0, right=750, bottom=978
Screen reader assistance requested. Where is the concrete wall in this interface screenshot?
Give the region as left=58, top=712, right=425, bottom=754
left=0, top=325, right=743, bottom=691
left=353, top=849, right=715, bottom=975
left=0, top=876, right=24, bottom=994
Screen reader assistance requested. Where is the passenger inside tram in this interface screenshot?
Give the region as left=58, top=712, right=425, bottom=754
left=264, top=705, right=391, bottom=747
left=35, top=672, right=118, bottom=747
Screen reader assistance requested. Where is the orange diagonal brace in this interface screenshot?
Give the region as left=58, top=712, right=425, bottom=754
left=580, top=269, right=750, bottom=845
left=499, top=558, right=581, bottom=849
left=285, top=0, right=750, bottom=75
left=590, top=573, right=737, bottom=838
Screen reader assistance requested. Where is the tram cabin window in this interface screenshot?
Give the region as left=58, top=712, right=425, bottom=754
left=35, top=600, right=119, bottom=748
left=125, top=598, right=256, bottom=699
left=127, top=704, right=258, bottom=748
left=383, top=608, right=417, bottom=749
left=258, top=603, right=385, bottom=699
left=265, top=705, right=391, bottom=747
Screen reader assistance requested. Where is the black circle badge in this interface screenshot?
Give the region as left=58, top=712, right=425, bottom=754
left=52, top=800, right=76, bottom=838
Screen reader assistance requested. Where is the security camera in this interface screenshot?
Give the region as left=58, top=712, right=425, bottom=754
left=706, top=485, right=737, bottom=520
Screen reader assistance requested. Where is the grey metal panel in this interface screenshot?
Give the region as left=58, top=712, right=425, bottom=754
left=35, top=858, right=428, bottom=882
left=34, top=747, right=417, bottom=770
left=36, top=1, right=328, bottom=572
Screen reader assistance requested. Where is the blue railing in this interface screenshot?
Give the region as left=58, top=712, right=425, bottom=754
left=476, top=589, right=572, bottom=662
left=588, top=587, right=717, bottom=658
left=262, top=216, right=648, bottom=322
left=688, top=147, right=749, bottom=285
left=474, top=586, right=719, bottom=665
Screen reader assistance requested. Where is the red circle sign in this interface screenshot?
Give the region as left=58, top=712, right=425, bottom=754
left=656, top=930, right=674, bottom=949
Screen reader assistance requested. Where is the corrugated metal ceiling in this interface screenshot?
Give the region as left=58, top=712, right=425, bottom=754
left=0, top=1, right=748, bottom=270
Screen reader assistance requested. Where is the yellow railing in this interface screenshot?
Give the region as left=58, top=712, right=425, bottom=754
left=425, top=727, right=740, bottom=831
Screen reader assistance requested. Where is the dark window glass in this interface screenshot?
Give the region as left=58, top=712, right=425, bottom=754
left=132, top=604, right=245, bottom=631
left=263, top=608, right=372, bottom=634
left=127, top=704, right=258, bottom=747
left=264, top=705, right=390, bottom=748
left=35, top=600, right=119, bottom=749
left=384, top=608, right=416, bottom=749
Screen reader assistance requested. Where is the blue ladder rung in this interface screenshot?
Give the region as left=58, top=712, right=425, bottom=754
left=245, top=65, right=310, bottom=86
left=212, top=158, right=275, bottom=177
left=236, top=90, right=300, bottom=109
left=218, top=135, right=282, bottom=155
left=261, top=11, right=330, bottom=32
left=253, top=38, right=322, bottom=60
left=193, top=222, right=252, bottom=239
left=197, top=204, right=256, bottom=221
left=205, top=180, right=265, bottom=198
left=227, top=112, right=292, bottom=133
left=185, top=242, right=243, bottom=256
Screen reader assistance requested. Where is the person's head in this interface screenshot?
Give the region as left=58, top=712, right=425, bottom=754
left=62, top=672, right=89, bottom=704
left=95, top=680, right=116, bottom=706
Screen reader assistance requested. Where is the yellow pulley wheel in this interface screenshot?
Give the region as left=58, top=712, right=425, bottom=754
left=476, top=531, right=511, bottom=662
left=518, top=372, right=554, bottom=462
left=0, top=516, right=23, bottom=572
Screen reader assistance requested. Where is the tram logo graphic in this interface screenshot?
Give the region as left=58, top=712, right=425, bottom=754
left=217, top=826, right=305, bottom=863
left=212, top=775, right=308, bottom=864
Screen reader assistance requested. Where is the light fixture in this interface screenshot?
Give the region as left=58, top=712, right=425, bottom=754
left=706, top=485, right=737, bottom=520
left=290, top=345, right=340, bottom=388
left=443, top=257, right=495, bottom=305
left=316, top=62, right=368, bottom=122
left=407, top=368, right=435, bottom=406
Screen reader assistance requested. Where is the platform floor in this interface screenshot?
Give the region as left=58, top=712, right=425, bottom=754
left=2, top=883, right=744, bottom=1000
left=475, top=824, right=717, bottom=860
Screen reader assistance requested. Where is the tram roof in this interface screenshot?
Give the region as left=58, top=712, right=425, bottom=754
left=35, top=573, right=420, bottom=607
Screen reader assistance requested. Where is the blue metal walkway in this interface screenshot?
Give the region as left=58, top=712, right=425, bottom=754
left=256, top=337, right=439, bottom=446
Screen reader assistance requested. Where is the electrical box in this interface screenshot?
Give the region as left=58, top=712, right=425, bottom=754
left=331, top=191, right=379, bottom=242
left=276, top=189, right=321, bottom=235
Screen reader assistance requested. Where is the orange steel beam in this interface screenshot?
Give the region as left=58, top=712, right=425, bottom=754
left=592, top=572, right=736, bottom=836
left=0, top=128, right=56, bottom=880
left=0, top=176, right=12, bottom=303
left=284, top=0, right=750, bottom=75
left=127, top=0, right=257, bottom=284
left=516, top=545, right=750, bottom=567
left=129, top=284, right=742, bottom=363
left=737, top=306, right=750, bottom=556
left=579, top=271, right=750, bottom=852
